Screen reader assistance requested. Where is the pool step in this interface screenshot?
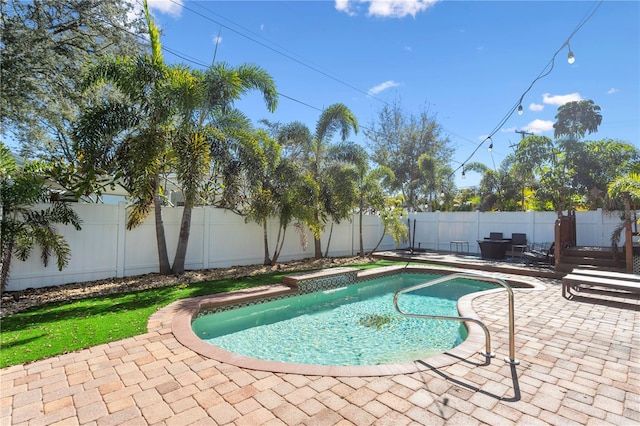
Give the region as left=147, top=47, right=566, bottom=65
left=282, top=267, right=359, bottom=293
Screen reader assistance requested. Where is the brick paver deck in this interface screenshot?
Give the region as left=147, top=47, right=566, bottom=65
left=1, top=263, right=639, bottom=425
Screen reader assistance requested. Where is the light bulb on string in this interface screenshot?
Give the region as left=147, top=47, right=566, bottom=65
left=487, top=137, right=493, bottom=153
left=517, top=105, right=523, bottom=115
left=461, top=168, right=466, bottom=179
left=567, top=43, right=575, bottom=64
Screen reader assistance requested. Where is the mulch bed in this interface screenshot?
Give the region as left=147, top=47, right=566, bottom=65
left=0, top=257, right=367, bottom=317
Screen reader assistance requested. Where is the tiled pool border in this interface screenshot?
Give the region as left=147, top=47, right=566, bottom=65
left=170, top=264, right=543, bottom=377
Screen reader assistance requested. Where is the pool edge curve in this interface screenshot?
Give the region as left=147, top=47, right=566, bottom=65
left=161, top=265, right=543, bottom=377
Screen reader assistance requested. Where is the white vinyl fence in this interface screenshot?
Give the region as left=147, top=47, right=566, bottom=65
left=406, top=209, right=627, bottom=252
left=6, top=204, right=630, bottom=291
left=6, top=204, right=395, bottom=292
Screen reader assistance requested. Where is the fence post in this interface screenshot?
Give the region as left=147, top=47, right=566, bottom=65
left=475, top=210, right=481, bottom=254
left=596, top=208, right=605, bottom=248
left=625, top=221, right=633, bottom=273
left=116, top=202, right=126, bottom=278
left=527, top=210, right=535, bottom=245
left=434, top=210, right=440, bottom=251
left=203, top=206, right=211, bottom=269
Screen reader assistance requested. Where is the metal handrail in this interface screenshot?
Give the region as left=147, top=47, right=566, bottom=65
left=393, top=272, right=519, bottom=365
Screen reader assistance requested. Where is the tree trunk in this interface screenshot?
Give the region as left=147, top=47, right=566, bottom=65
left=313, top=211, right=322, bottom=259
left=272, top=224, right=287, bottom=265
left=262, top=220, right=271, bottom=266
left=314, top=237, right=322, bottom=259
left=324, top=222, right=334, bottom=258
left=153, top=186, right=172, bottom=275
left=172, top=203, right=192, bottom=276
left=367, top=224, right=388, bottom=257
left=359, top=208, right=364, bottom=257
left=0, top=239, right=14, bottom=295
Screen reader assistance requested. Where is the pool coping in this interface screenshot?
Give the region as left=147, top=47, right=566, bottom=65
left=169, top=265, right=544, bottom=377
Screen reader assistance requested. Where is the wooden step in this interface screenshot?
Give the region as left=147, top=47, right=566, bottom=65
left=559, top=255, right=624, bottom=268
left=555, top=263, right=627, bottom=274
left=562, top=246, right=622, bottom=259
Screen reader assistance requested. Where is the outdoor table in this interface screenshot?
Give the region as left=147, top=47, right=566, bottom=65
left=477, top=239, right=511, bottom=260
left=450, top=240, right=469, bottom=254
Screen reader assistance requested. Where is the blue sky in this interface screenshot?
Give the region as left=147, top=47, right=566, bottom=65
left=147, top=0, right=639, bottom=187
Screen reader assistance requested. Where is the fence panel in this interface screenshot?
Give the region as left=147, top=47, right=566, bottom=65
left=5, top=205, right=634, bottom=291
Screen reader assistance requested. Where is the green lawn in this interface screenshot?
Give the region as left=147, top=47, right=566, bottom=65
left=0, top=259, right=403, bottom=368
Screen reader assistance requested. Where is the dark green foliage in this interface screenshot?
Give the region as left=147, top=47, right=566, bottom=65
left=1, top=0, right=147, bottom=160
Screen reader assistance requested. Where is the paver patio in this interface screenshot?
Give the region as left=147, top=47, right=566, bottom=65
left=1, top=258, right=639, bottom=425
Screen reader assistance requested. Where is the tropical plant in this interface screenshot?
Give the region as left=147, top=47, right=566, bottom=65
left=512, top=135, right=580, bottom=212
left=353, top=157, right=394, bottom=257
left=563, top=139, right=639, bottom=209
left=553, top=100, right=602, bottom=141
left=274, top=104, right=360, bottom=258
left=606, top=172, right=640, bottom=252
left=367, top=195, right=409, bottom=255
left=463, top=156, right=523, bottom=212
left=73, top=0, right=174, bottom=274
left=0, top=143, right=82, bottom=295
left=321, top=141, right=368, bottom=256
left=167, top=62, right=277, bottom=274
left=240, top=128, right=303, bottom=265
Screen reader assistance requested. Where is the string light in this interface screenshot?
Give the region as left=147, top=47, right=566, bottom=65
left=452, top=1, right=602, bottom=177
left=567, top=43, right=576, bottom=64
left=487, top=137, right=493, bottom=153
left=461, top=168, right=466, bottom=179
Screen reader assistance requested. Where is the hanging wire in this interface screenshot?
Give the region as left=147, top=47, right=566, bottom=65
left=127, top=0, right=603, bottom=175
left=451, top=0, right=604, bottom=177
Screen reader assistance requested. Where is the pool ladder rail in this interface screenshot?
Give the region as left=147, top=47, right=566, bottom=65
left=392, top=273, right=519, bottom=365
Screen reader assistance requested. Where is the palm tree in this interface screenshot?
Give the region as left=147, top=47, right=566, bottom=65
left=73, top=0, right=174, bottom=274
left=274, top=104, right=359, bottom=258
left=355, top=164, right=394, bottom=257
left=0, top=143, right=82, bottom=294
left=169, top=63, right=277, bottom=274
left=242, top=129, right=308, bottom=265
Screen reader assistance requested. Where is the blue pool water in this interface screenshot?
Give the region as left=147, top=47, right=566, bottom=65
left=191, top=273, right=496, bottom=366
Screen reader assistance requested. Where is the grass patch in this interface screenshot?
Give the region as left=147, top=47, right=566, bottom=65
left=0, top=259, right=406, bottom=368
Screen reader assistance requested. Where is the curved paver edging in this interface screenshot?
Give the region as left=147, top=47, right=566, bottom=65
left=162, top=265, right=545, bottom=377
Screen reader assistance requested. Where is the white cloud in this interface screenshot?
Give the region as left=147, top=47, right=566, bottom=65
left=607, top=87, right=619, bottom=94
left=529, top=103, right=544, bottom=112
left=147, top=0, right=183, bottom=17
left=542, top=92, right=582, bottom=106
left=127, top=0, right=183, bottom=23
left=336, top=0, right=439, bottom=18
left=335, top=0, right=356, bottom=16
left=501, top=126, right=517, bottom=134
left=523, top=119, right=554, bottom=135
left=404, top=46, right=413, bottom=52
left=367, top=80, right=401, bottom=95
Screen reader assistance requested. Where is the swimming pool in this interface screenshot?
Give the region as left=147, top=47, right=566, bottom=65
left=191, top=272, right=496, bottom=367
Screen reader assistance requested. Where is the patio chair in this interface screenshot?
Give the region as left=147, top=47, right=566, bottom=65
left=510, top=233, right=528, bottom=259
left=522, top=242, right=554, bottom=266
left=562, top=269, right=640, bottom=299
